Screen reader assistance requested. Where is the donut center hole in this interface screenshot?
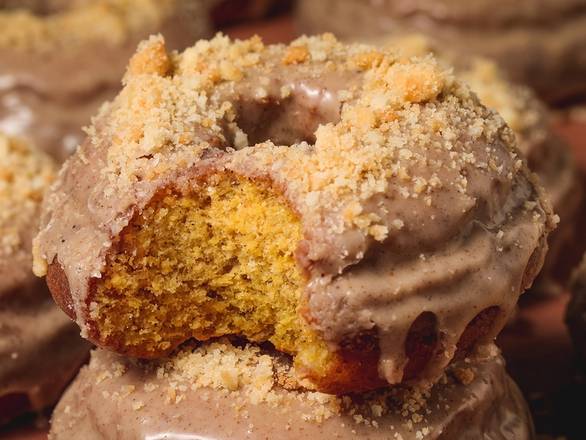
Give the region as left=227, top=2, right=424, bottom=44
left=94, top=174, right=332, bottom=373
left=232, top=82, right=342, bottom=146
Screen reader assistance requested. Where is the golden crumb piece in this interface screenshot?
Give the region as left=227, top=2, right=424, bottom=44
left=386, top=61, right=445, bottom=104
left=282, top=45, right=310, bottom=65
left=126, top=35, right=171, bottom=78
left=352, top=51, right=385, bottom=70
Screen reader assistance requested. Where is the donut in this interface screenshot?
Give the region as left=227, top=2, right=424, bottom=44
left=567, top=254, right=586, bottom=365
left=379, top=35, right=583, bottom=294
left=295, top=0, right=586, bottom=104
left=50, top=340, right=534, bottom=439
left=0, top=0, right=214, bottom=162
left=33, top=34, right=556, bottom=394
left=0, top=132, right=90, bottom=424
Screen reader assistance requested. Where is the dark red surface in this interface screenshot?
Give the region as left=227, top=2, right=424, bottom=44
left=2, top=14, right=585, bottom=440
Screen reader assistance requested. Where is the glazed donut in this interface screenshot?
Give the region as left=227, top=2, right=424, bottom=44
left=296, top=0, right=586, bottom=104
left=0, top=132, right=90, bottom=424
left=50, top=341, right=534, bottom=440
left=0, top=0, right=214, bottom=162
left=34, top=35, right=555, bottom=394
left=567, top=254, right=586, bottom=365
left=380, top=35, right=583, bottom=294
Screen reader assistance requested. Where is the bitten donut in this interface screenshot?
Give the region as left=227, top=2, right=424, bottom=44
left=381, top=35, right=583, bottom=294
left=296, top=0, right=586, bottom=104
left=34, top=35, right=555, bottom=394
left=0, top=133, right=90, bottom=424
left=567, top=254, right=586, bottom=364
left=50, top=341, right=534, bottom=440
left=0, top=0, right=214, bottom=162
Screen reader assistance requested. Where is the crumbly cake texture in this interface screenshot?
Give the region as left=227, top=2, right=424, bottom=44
left=34, top=34, right=556, bottom=394
left=49, top=341, right=534, bottom=440
left=0, top=0, right=210, bottom=51
left=380, top=34, right=582, bottom=294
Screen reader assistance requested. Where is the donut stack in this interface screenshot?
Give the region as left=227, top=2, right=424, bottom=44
left=35, top=34, right=556, bottom=438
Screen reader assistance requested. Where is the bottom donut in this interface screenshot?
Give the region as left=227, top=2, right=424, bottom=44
left=50, top=340, right=534, bottom=440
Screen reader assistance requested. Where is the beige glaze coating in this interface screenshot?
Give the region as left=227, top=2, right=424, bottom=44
left=50, top=342, right=534, bottom=440
left=34, top=35, right=556, bottom=389
left=296, top=0, right=586, bottom=104
left=0, top=0, right=214, bottom=162
left=379, top=35, right=582, bottom=294
left=0, top=133, right=90, bottom=423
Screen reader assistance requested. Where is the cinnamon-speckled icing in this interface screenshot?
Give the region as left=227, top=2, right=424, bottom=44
left=376, top=35, right=582, bottom=294
left=0, top=133, right=90, bottom=423
left=296, top=0, right=586, bottom=104
left=50, top=342, right=534, bottom=440
left=34, top=35, right=556, bottom=387
left=0, top=0, right=213, bottom=162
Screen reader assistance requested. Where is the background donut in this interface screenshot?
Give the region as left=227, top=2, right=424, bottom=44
left=0, top=132, right=90, bottom=425
left=0, top=0, right=215, bottom=162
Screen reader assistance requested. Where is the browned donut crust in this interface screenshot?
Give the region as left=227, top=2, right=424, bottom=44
left=296, top=0, right=586, bottom=104
left=34, top=35, right=556, bottom=394
left=50, top=343, right=535, bottom=440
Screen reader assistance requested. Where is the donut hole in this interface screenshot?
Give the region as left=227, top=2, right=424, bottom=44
left=93, top=173, right=332, bottom=374
left=231, top=84, right=342, bottom=146
left=403, top=312, right=438, bottom=380
left=455, top=306, right=501, bottom=358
